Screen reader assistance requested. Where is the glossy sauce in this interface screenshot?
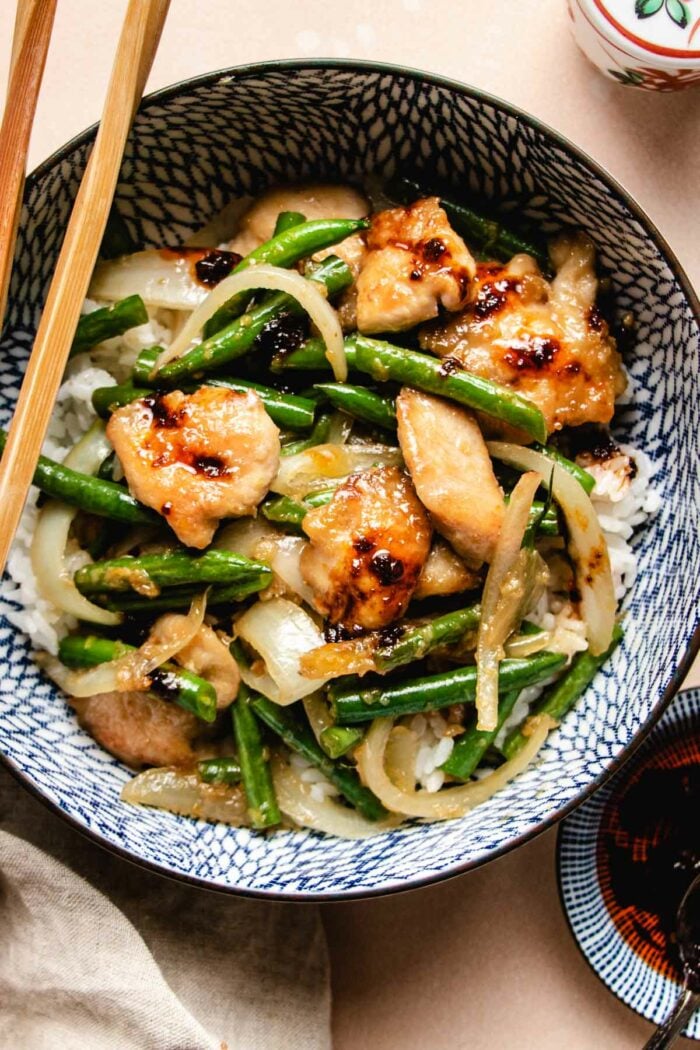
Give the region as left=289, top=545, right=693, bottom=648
left=597, top=731, right=700, bottom=981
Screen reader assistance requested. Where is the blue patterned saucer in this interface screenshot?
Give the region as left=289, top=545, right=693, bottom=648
left=558, top=687, right=700, bottom=1039
left=0, top=61, right=698, bottom=900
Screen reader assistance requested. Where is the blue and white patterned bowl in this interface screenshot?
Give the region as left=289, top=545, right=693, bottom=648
left=0, top=61, right=698, bottom=900
left=557, top=688, right=700, bottom=1039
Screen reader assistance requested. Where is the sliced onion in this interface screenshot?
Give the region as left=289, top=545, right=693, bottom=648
left=215, top=518, right=315, bottom=605
left=505, top=628, right=553, bottom=658
left=154, top=262, right=347, bottom=381
left=326, top=411, right=353, bottom=446
left=42, top=592, right=207, bottom=698
left=384, top=725, right=419, bottom=793
left=488, top=442, right=616, bottom=655
left=32, top=422, right=121, bottom=627
left=356, top=714, right=555, bottom=820
left=121, top=767, right=249, bottom=825
left=476, top=472, right=542, bottom=731
left=271, top=443, right=402, bottom=499
left=303, top=693, right=334, bottom=745
left=235, top=598, right=329, bottom=704
left=300, top=636, right=379, bottom=679
left=271, top=753, right=389, bottom=838
left=89, top=250, right=210, bottom=310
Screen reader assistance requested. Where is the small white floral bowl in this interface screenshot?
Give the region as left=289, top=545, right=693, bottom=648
left=569, top=0, right=700, bottom=89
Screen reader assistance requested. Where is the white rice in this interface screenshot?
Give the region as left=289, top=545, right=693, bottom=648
left=289, top=752, right=339, bottom=803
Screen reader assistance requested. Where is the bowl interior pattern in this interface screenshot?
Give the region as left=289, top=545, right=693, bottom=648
left=557, top=688, right=700, bottom=1039
left=0, top=62, right=698, bottom=899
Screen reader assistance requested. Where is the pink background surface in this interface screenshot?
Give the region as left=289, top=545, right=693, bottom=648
left=1, top=3, right=698, bottom=1047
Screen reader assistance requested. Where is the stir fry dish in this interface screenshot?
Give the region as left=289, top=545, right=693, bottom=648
left=1, top=181, right=659, bottom=838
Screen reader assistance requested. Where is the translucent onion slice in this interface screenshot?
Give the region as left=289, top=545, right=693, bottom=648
left=271, top=443, right=402, bottom=499
left=476, top=472, right=542, bottom=732
left=32, top=422, right=121, bottom=627
left=488, top=442, right=616, bottom=656
left=384, top=725, right=419, bottom=794
left=302, top=693, right=334, bottom=746
left=505, top=629, right=553, bottom=658
left=215, top=518, right=315, bottom=605
left=154, top=262, right=347, bottom=380
left=271, top=754, right=389, bottom=838
left=121, top=767, right=249, bottom=825
left=89, top=250, right=209, bottom=310
left=235, top=598, right=329, bottom=704
left=356, top=714, right=555, bottom=820
left=42, top=592, right=207, bottom=698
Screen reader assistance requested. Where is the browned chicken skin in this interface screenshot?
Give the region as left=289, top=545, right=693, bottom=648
left=107, top=387, right=280, bottom=549
left=420, top=233, right=626, bottom=434
left=397, top=389, right=505, bottom=569
left=356, top=197, right=477, bottom=333
left=71, top=691, right=200, bottom=768
left=300, top=466, right=432, bottom=631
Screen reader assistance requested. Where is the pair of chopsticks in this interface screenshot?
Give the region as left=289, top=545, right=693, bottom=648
left=0, top=0, right=170, bottom=575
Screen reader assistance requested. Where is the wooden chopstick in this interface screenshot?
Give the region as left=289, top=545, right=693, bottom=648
left=0, top=0, right=170, bottom=576
left=0, top=0, right=57, bottom=327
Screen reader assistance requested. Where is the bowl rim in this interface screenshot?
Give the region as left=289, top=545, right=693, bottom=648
left=554, top=686, right=700, bottom=1039
left=2, top=57, right=699, bottom=903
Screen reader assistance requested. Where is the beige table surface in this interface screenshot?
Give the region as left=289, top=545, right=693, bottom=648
left=1, top=2, right=698, bottom=1048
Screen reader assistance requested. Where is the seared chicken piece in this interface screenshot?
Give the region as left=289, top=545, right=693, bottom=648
left=419, top=233, right=626, bottom=434
left=396, top=389, right=504, bottom=569
left=165, top=621, right=239, bottom=708
left=107, top=387, right=280, bottom=549
left=414, top=539, right=480, bottom=600
left=300, top=466, right=432, bottom=630
left=356, top=197, right=477, bottom=333
left=71, top=691, right=200, bottom=768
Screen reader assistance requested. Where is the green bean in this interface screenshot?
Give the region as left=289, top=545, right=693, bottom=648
left=197, top=757, right=242, bottom=785
left=329, top=650, right=567, bottom=724
left=275, top=335, right=548, bottom=443
left=95, top=578, right=269, bottom=614
left=71, top=296, right=148, bottom=357
left=280, top=411, right=333, bottom=457
left=260, top=488, right=334, bottom=530
left=374, top=604, right=481, bottom=673
left=57, top=634, right=217, bottom=722
left=531, top=443, right=595, bottom=495
left=319, top=725, right=365, bottom=760
left=502, top=624, right=623, bottom=759
left=386, top=177, right=550, bottom=272
left=0, top=428, right=158, bottom=526
left=92, top=382, right=151, bottom=418
left=313, top=382, right=397, bottom=430
left=249, top=695, right=387, bottom=821
left=232, top=681, right=281, bottom=828
left=96, top=451, right=118, bottom=482
left=203, top=216, right=367, bottom=337
left=74, top=549, right=271, bottom=596
left=134, top=255, right=352, bottom=385
left=273, top=210, right=306, bottom=235
left=440, top=689, right=520, bottom=780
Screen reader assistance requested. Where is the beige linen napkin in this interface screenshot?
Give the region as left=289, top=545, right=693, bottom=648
left=0, top=766, right=331, bottom=1050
